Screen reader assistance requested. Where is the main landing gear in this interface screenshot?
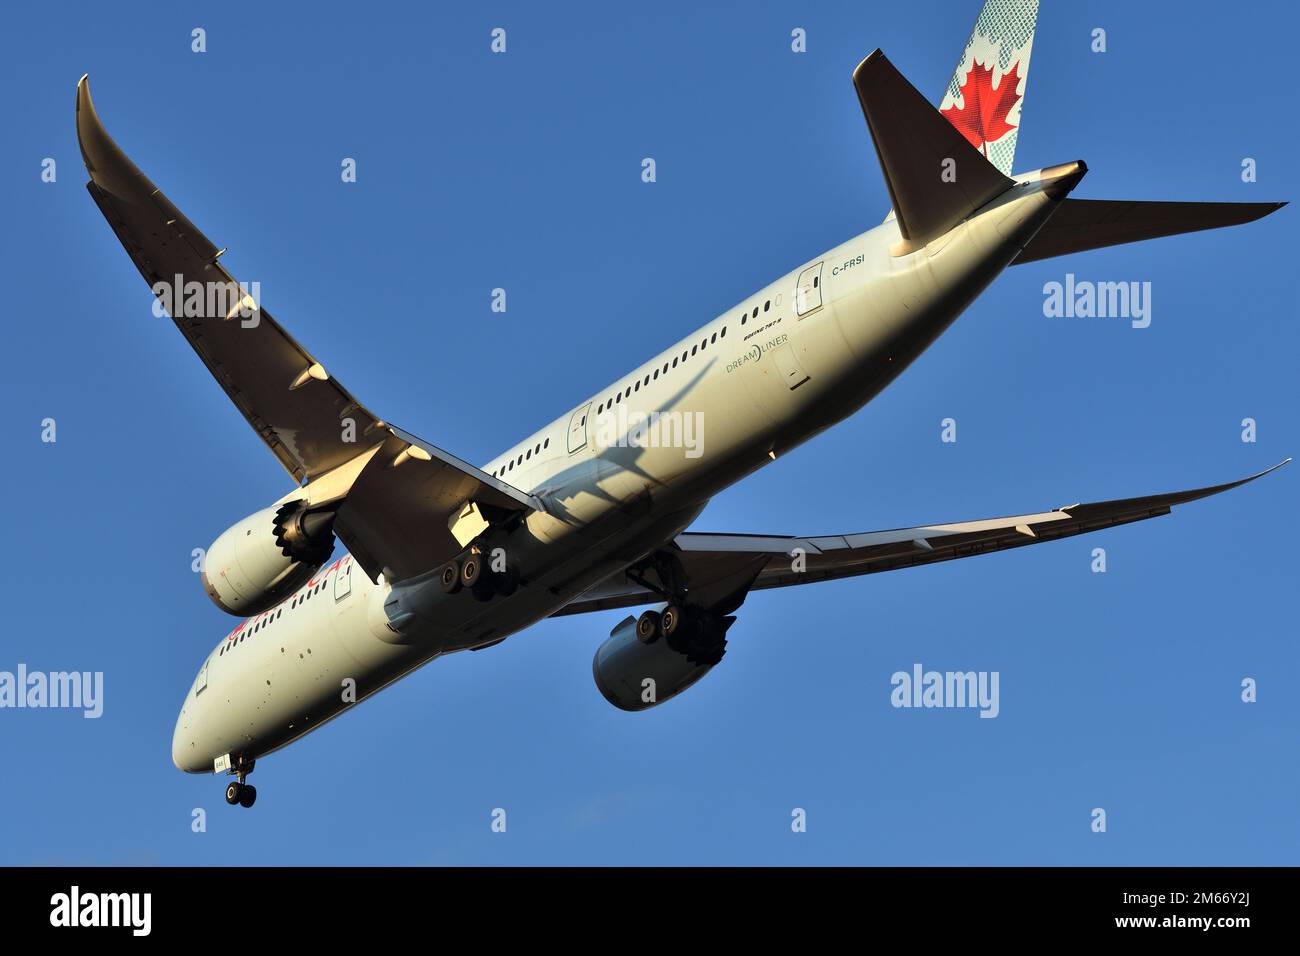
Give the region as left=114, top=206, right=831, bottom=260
left=223, top=756, right=257, bottom=809
left=636, top=604, right=730, bottom=667
left=625, top=550, right=732, bottom=668
left=437, top=548, right=520, bottom=603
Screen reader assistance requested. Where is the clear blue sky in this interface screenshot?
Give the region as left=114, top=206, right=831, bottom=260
left=1, top=0, right=1295, bottom=865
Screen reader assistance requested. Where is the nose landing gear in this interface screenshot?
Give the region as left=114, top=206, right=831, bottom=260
left=222, top=756, right=258, bottom=809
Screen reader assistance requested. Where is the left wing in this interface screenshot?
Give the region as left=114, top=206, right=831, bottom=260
left=554, top=461, right=1288, bottom=617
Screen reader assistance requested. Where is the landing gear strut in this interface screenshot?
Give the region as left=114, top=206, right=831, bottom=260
left=222, top=756, right=257, bottom=809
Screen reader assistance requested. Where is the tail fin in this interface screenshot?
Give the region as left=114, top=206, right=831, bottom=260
left=938, top=0, right=1039, bottom=176
left=854, top=50, right=1013, bottom=252
left=1011, top=198, right=1288, bottom=265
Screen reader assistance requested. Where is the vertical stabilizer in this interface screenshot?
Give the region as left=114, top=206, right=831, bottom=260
left=938, top=0, right=1039, bottom=176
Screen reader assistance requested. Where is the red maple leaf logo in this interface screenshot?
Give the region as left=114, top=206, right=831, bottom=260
left=941, top=59, right=1023, bottom=155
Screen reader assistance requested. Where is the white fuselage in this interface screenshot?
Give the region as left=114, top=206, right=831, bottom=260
left=172, top=175, right=1063, bottom=774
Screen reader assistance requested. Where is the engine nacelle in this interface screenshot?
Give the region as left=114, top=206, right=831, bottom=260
left=202, top=500, right=337, bottom=616
left=592, top=612, right=715, bottom=711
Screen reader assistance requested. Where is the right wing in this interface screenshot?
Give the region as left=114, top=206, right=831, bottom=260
left=77, top=76, right=539, bottom=583
left=77, top=74, right=381, bottom=485
left=1011, top=198, right=1286, bottom=265
left=555, top=461, right=1289, bottom=616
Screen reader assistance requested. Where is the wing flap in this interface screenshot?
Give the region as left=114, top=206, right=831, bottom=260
left=334, top=428, right=542, bottom=583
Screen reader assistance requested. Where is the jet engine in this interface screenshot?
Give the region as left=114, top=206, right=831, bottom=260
left=592, top=608, right=730, bottom=711
left=201, top=499, right=337, bottom=615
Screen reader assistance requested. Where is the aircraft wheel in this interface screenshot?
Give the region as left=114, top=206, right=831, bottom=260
left=661, top=605, right=685, bottom=638
left=461, top=554, right=484, bottom=590
left=238, top=785, right=257, bottom=809
left=636, top=610, right=662, bottom=643
left=225, top=781, right=243, bottom=805
left=438, top=559, right=463, bottom=594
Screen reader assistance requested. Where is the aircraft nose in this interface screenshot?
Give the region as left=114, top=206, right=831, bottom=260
left=172, top=703, right=201, bottom=773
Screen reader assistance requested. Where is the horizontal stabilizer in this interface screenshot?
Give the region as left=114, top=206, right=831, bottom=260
left=1012, top=198, right=1287, bottom=265
left=854, top=50, right=1014, bottom=250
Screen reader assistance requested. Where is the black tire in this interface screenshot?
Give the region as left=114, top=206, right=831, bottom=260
left=225, top=782, right=242, bottom=805
left=239, top=785, right=257, bottom=808
left=661, top=605, right=684, bottom=638
left=461, top=554, right=484, bottom=589
left=438, top=560, right=463, bottom=594
left=636, top=610, right=662, bottom=644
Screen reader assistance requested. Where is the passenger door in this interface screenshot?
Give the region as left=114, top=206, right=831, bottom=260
left=334, top=558, right=353, bottom=601
left=567, top=403, right=591, bottom=454
left=795, top=262, right=823, bottom=316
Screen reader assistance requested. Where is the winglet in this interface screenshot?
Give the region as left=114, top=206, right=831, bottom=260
left=1061, top=458, right=1290, bottom=514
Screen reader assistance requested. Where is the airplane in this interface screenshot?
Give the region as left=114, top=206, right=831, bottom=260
left=75, top=0, right=1287, bottom=808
